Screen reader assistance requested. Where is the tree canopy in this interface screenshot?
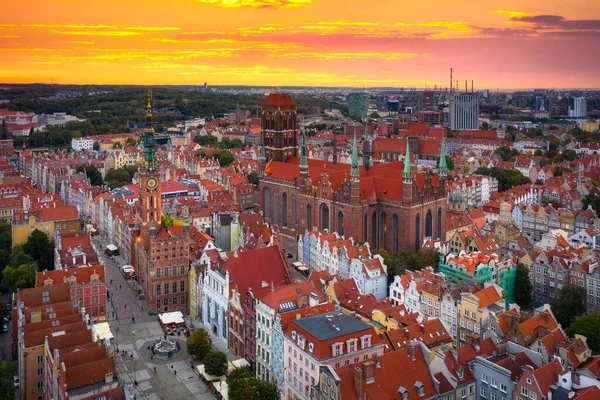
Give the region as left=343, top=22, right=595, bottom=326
left=187, top=329, right=212, bottom=361
left=551, top=284, right=587, bottom=329
left=493, top=145, right=520, bottom=162
left=247, top=171, right=260, bottom=187
left=214, top=150, right=235, bottom=167
left=583, top=194, right=600, bottom=218
left=228, top=367, right=279, bottom=400
left=567, top=314, right=600, bottom=354
left=105, top=165, right=137, bottom=189
left=474, top=166, right=531, bottom=192
left=514, top=263, right=533, bottom=309
left=203, top=351, right=228, bottom=377
left=24, top=229, right=53, bottom=271
left=0, top=362, right=17, bottom=400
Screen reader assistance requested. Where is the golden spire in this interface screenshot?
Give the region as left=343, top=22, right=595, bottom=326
left=147, top=89, right=152, bottom=110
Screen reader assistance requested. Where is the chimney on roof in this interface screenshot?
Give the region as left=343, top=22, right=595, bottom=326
left=374, top=354, right=381, bottom=368
left=363, top=361, right=375, bottom=384
left=415, top=381, right=425, bottom=397
left=354, top=367, right=364, bottom=398
left=337, top=312, right=343, bottom=320
left=398, top=386, right=409, bottom=400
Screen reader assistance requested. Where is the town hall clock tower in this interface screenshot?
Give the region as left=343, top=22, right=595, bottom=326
left=139, top=89, right=162, bottom=224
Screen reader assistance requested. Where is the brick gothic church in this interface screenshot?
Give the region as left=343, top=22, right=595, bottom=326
left=134, top=91, right=190, bottom=313
left=258, top=93, right=448, bottom=254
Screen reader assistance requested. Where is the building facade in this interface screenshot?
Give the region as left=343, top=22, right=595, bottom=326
left=450, top=94, right=479, bottom=130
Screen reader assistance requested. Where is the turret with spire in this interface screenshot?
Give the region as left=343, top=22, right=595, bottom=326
left=299, top=122, right=308, bottom=188
left=438, top=140, right=448, bottom=179
left=350, top=132, right=360, bottom=205
left=402, top=141, right=413, bottom=207
left=362, top=115, right=371, bottom=171
left=141, top=89, right=159, bottom=172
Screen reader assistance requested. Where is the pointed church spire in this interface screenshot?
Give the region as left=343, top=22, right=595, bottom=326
left=438, top=140, right=448, bottom=172
left=259, top=132, right=266, bottom=160
left=351, top=132, right=359, bottom=178
left=300, top=124, right=308, bottom=168
left=403, top=142, right=412, bottom=179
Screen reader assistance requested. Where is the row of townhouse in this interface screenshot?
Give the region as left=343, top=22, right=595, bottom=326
left=447, top=175, right=499, bottom=209
left=298, top=230, right=388, bottom=300
left=390, top=267, right=510, bottom=347
left=312, top=306, right=599, bottom=400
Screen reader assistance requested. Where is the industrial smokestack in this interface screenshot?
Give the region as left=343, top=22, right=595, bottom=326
left=471, top=80, right=474, bottom=93
left=465, top=80, right=467, bottom=93
left=450, top=68, right=452, bottom=94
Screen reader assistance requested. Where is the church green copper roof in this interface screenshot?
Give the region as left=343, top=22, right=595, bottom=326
left=439, top=140, right=448, bottom=172
left=351, top=132, right=359, bottom=178
left=403, top=142, right=412, bottom=179
left=300, top=124, right=308, bottom=168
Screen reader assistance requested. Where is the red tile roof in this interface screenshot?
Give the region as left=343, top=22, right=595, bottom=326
left=387, top=318, right=451, bottom=350
left=261, top=93, right=297, bottom=107
left=532, top=359, right=563, bottom=395
left=336, top=346, right=437, bottom=400
left=473, top=285, right=502, bottom=309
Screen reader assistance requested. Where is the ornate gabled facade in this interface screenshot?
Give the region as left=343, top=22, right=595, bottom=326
left=259, top=93, right=447, bottom=254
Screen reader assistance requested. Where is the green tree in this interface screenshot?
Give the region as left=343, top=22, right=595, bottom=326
left=105, top=168, right=133, bottom=188
left=514, top=263, right=533, bottom=309
left=228, top=367, right=279, bottom=400
left=203, top=351, right=227, bottom=377
left=475, top=166, right=491, bottom=176
left=534, top=149, right=544, bottom=156
left=247, top=171, right=260, bottom=187
left=551, top=284, right=587, bottom=329
left=0, top=362, right=18, bottom=400
left=187, top=329, right=212, bottom=361
left=436, top=155, right=455, bottom=170
left=93, top=141, right=100, bottom=150
left=126, top=137, right=137, bottom=145
left=481, top=121, right=490, bottom=130
left=194, top=135, right=219, bottom=146
left=0, top=230, right=11, bottom=252
left=583, top=194, right=600, bottom=217
left=8, top=246, right=33, bottom=269
left=494, top=145, right=519, bottom=162
left=84, top=166, right=103, bottom=186
left=24, top=229, right=53, bottom=270
left=369, top=112, right=380, bottom=118
left=162, top=215, right=174, bottom=229
left=567, top=314, right=600, bottom=354
left=2, top=263, right=37, bottom=289
left=215, top=150, right=235, bottom=167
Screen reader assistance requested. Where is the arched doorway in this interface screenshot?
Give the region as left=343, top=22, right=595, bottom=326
left=338, top=211, right=344, bottom=236
left=320, top=204, right=330, bottom=230
left=426, top=209, right=433, bottom=237
left=415, top=213, right=420, bottom=252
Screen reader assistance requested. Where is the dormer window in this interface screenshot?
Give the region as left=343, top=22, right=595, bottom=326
left=292, top=330, right=297, bottom=340
left=308, top=343, right=314, bottom=353
left=332, top=343, right=343, bottom=356
left=298, top=335, right=306, bottom=349
left=361, top=335, right=372, bottom=349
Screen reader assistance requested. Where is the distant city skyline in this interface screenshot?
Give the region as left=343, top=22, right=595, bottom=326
left=2, top=0, right=600, bottom=88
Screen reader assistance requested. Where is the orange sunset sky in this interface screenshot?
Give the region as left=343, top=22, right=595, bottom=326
left=1, top=0, right=599, bottom=88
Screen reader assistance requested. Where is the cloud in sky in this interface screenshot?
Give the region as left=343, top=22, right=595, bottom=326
left=1, top=1, right=599, bottom=87
left=125, top=26, right=181, bottom=31
left=194, top=0, right=310, bottom=8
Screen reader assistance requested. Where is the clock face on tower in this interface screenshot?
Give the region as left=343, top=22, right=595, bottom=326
left=146, top=177, right=158, bottom=191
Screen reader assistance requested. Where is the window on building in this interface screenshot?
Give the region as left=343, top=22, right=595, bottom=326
left=164, top=283, right=169, bottom=295
left=173, top=296, right=178, bottom=305
left=173, top=282, right=178, bottom=294
left=156, top=284, right=161, bottom=296
left=181, top=281, right=185, bottom=292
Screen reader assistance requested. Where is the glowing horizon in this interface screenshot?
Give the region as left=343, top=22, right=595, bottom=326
left=1, top=0, right=599, bottom=89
